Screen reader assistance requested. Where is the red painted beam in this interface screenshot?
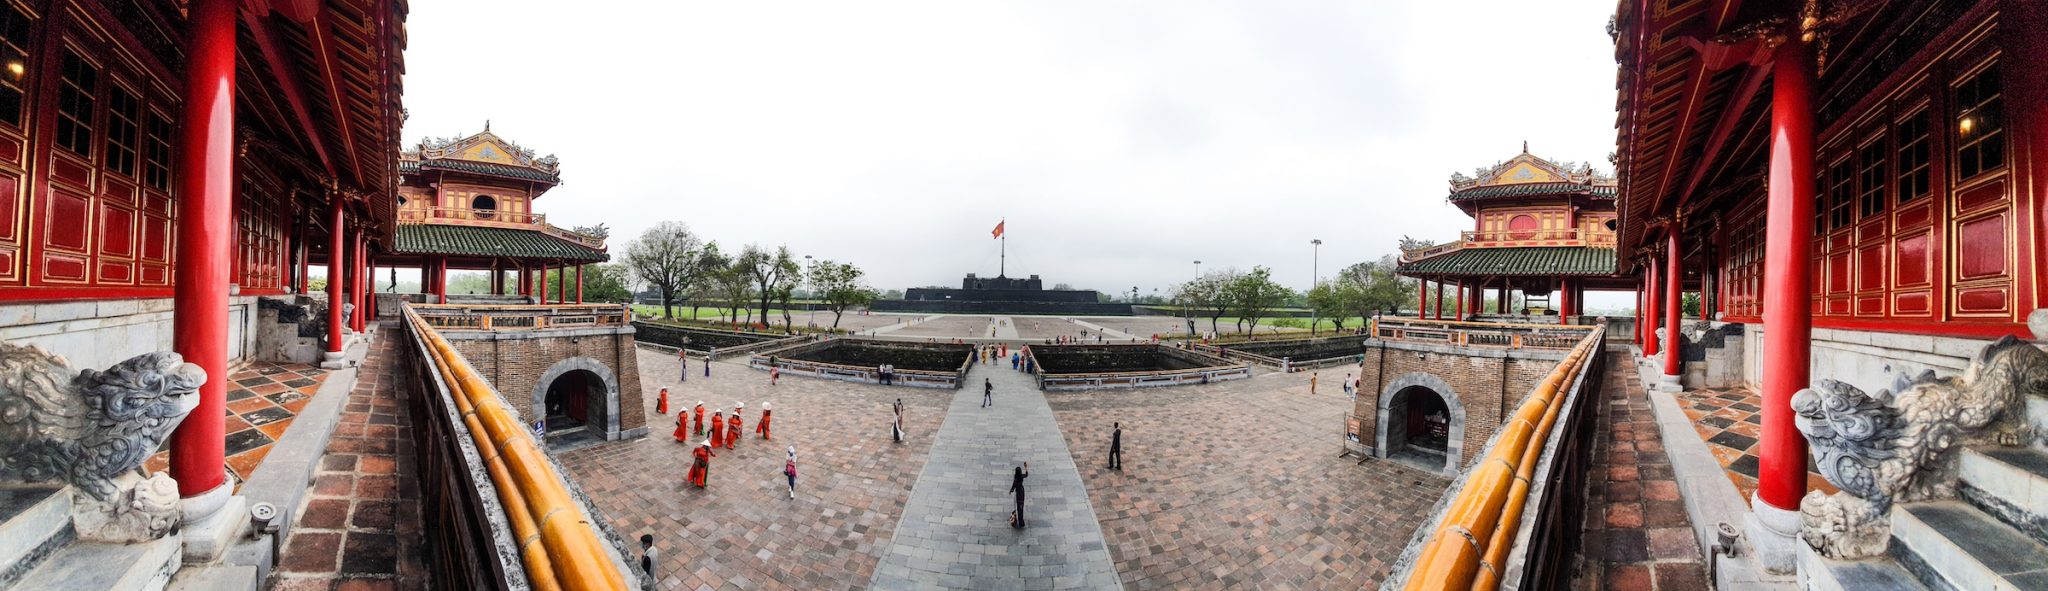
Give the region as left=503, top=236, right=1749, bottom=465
left=169, top=0, right=236, bottom=500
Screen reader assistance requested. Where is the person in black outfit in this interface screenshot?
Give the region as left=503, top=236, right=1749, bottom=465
left=1009, top=462, right=1030, bottom=528
left=1107, top=422, right=1122, bottom=470
left=982, top=378, right=993, bottom=408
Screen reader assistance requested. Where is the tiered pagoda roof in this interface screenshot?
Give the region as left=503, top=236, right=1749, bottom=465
left=1397, top=148, right=1623, bottom=280
left=399, top=126, right=564, bottom=187
left=395, top=224, right=606, bottom=263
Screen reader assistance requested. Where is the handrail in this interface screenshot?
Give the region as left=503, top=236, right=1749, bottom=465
left=412, top=303, right=630, bottom=331
left=1370, top=317, right=1592, bottom=351
left=405, top=306, right=628, bottom=591
left=1401, top=324, right=1603, bottom=591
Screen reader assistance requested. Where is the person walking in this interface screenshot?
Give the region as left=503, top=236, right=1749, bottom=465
left=756, top=402, right=773, bottom=440
left=1343, top=373, right=1356, bottom=399
left=727, top=403, right=744, bottom=450
left=892, top=398, right=904, bottom=443
left=1011, top=352, right=1020, bottom=370
left=656, top=387, right=670, bottom=415
left=639, top=535, right=657, bottom=578
left=705, top=347, right=715, bottom=377
left=1107, top=422, right=1123, bottom=471
left=770, top=363, right=781, bottom=386
left=1310, top=372, right=1319, bottom=395
left=709, top=410, right=726, bottom=452
left=693, top=401, right=707, bottom=436
left=678, top=349, right=688, bottom=383
left=1008, top=462, right=1030, bottom=528
left=982, top=378, right=993, bottom=408
left=688, top=440, right=711, bottom=487
left=671, top=407, right=689, bottom=442
left=784, top=447, right=798, bottom=499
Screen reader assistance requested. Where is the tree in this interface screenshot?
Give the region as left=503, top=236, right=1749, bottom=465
left=1176, top=270, right=1235, bottom=335
left=579, top=264, right=634, bottom=303
left=1306, top=279, right=1365, bottom=332
left=621, top=222, right=703, bottom=318
left=689, top=242, right=729, bottom=319
left=880, top=288, right=905, bottom=300
left=809, top=260, right=878, bottom=329
left=741, top=244, right=800, bottom=330
left=1339, top=255, right=1417, bottom=319
left=713, top=256, right=755, bottom=327
left=1224, top=266, right=1291, bottom=336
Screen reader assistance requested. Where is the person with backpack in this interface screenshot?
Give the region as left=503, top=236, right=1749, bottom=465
left=784, top=447, right=798, bottom=499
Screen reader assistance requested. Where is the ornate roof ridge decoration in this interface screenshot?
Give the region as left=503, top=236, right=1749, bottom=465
left=399, top=124, right=562, bottom=177
left=1449, top=148, right=1617, bottom=192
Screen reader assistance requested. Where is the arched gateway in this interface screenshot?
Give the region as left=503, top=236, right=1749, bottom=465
left=1375, top=372, right=1465, bottom=476
left=533, top=357, right=622, bottom=447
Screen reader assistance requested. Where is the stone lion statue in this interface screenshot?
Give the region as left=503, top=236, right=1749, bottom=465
left=0, top=342, right=204, bottom=541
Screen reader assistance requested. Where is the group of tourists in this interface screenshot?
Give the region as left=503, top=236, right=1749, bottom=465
left=656, top=390, right=780, bottom=492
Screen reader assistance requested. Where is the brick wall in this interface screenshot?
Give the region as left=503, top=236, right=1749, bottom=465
left=1353, top=339, right=1567, bottom=469
left=445, top=328, right=646, bottom=439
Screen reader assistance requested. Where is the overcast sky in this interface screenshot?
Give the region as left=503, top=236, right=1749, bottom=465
left=401, top=1, right=1625, bottom=305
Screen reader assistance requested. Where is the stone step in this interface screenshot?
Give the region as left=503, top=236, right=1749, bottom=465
left=0, top=484, right=72, bottom=589
left=1960, top=446, right=2048, bottom=547
left=1799, top=546, right=1930, bottom=591
left=1890, top=500, right=2048, bottom=591
left=7, top=536, right=179, bottom=591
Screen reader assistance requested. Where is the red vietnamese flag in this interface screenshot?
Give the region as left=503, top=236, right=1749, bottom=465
left=992, top=220, right=1004, bottom=239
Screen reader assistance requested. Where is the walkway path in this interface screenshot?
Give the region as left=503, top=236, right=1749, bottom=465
left=988, top=315, right=1020, bottom=340
left=870, top=364, right=1119, bottom=590
left=1065, top=318, right=1138, bottom=341
left=866, top=314, right=939, bottom=336
left=1569, top=352, right=1709, bottom=591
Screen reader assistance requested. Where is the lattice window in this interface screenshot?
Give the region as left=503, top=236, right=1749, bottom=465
left=0, top=5, right=33, bottom=128
left=1953, top=63, right=2003, bottom=181
left=54, top=51, right=96, bottom=156
left=1825, top=158, right=1854, bottom=231
left=1895, top=110, right=1931, bottom=203
left=144, top=114, right=172, bottom=190
left=104, top=86, right=139, bottom=176
left=1857, top=140, right=1886, bottom=218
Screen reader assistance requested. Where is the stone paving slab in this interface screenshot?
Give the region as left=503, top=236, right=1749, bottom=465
left=889, top=315, right=995, bottom=339
left=1049, top=372, right=1449, bottom=590
left=560, top=350, right=952, bottom=590
left=871, top=364, right=1119, bottom=590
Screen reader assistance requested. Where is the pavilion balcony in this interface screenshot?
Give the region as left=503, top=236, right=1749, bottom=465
left=397, top=206, right=608, bottom=250
left=1400, top=228, right=1617, bottom=263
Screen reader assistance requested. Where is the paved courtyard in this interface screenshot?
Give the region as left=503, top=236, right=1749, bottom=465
left=1047, top=373, right=1449, bottom=590
left=554, top=343, right=1454, bottom=590
left=559, top=349, right=953, bottom=590
left=889, top=315, right=996, bottom=339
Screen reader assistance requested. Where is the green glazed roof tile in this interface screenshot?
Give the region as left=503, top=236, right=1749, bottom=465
left=393, top=224, right=607, bottom=263
left=1397, top=246, right=1617, bottom=277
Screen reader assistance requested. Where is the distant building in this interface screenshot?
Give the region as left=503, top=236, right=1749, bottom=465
left=877, top=274, right=1126, bottom=314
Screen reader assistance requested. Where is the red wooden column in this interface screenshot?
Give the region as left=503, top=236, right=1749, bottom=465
left=1644, top=256, right=1662, bottom=356
left=575, top=264, right=584, bottom=304
left=296, top=240, right=310, bottom=294
left=436, top=257, right=449, bottom=304
left=362, top=240, right=375, bottom=329
left=1432, top=280, right=1444, bottom=320
left=1558, top=278, right=1572, bottom=325
left=490, top=259, right=503, bottom=295
left=352, top=233, right=367, bottom=331
left=1416, top=278, right=1427, bottom=318
left=555, top=264, right=567, bottom=304
left=1752, top=39, right=1818, bottom=571
left=1661, top=229, right=1684, bottom=387
left=167, top=0, right=237, bottom=552
left=325, top=204, right=345, bottom=357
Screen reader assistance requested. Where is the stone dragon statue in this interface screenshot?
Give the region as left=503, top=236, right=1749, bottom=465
left=0, top=342, right=204, bottom=541
left=1794, top=335, right=2048, bottom=559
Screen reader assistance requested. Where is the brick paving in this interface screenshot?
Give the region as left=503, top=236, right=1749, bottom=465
left=1673, top=385, right=1837, bottom=504
left=143, top=360, right=330, bottom=489
left=1047, top=372, right=1450, bottom=590
left=1569, top=353, right=1709, bottom=591
left=271, top=328, right=429, bottom=591
left=557, top=348, right=952, bottom=590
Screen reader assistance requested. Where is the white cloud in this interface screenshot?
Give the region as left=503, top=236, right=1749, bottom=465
left=402, top=0, right=1628, bottom=306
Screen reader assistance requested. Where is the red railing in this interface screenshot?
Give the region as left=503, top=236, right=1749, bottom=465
left=397, top=206, right=608, bottom=250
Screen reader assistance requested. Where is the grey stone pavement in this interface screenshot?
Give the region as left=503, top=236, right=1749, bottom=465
left=870, top=363, right=1120, bottom=590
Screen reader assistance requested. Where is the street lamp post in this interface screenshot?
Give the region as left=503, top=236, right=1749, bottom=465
left=1310, top=239, right=1322, bottom=335
left=804, top=255, right=816, bottom=329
